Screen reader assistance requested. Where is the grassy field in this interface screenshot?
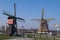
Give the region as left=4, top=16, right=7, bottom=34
left=0, top=34, right=15, bottom=40
left=0, top=33, right=60, bottom=40
left=29, top=33, right=58, bottom=40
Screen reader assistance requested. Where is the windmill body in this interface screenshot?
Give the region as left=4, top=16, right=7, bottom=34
left=38, top=19, right=49, bottom=33
left=32, top=8, right=54, bottom=34
left=7, top=16, right=17, bottom=36
left=38, top=8, right=49, bottom=33
left=38, top=8, right=54, bottom=34
left=3, top=3, right=25, bottom=36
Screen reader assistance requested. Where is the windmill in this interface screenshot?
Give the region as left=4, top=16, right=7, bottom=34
left=32, top=8, right=54, bottom=34
left=3, top=3, right=25, bottom=36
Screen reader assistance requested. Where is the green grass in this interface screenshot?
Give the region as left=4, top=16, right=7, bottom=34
left=0, top=34, right=15, bottom=40
left=33, top=33, right=58, bottom=40
left=0, top=33, right=59, bottom=40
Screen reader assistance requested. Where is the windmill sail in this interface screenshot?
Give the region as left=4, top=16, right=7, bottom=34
left=3, top=10, right=13, bottom=16
left=14, top=3, right=25, bottom=21
left=14, top=3, right=16, bottom=16
left=41, top=8, right=44, bottom=20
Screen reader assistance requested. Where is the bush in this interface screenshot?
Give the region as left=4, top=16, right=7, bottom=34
left=27, top=34, right=32, bottom=38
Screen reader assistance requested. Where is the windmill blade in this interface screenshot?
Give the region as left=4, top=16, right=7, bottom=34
left=17, top=17, right=25, bottom=20
left=41, top=8, right=44, bottom=19
left=3, top=10, right=13, bottom=16
left=46, top=18, right=55, bottom=22
left=31, top=19, right=41, bottom=21
left=16, top=17, right=25, bottom=22
left=14, top=3, right=16, bottom=16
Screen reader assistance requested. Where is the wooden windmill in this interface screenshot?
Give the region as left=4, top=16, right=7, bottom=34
left=3, top=3, right=25, bottom=36
left=32, top=8, right=54, bottom=34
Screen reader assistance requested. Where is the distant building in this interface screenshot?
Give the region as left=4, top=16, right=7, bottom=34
left=5, top=27, right=60, bottom=36
left=18, top=29, right=38, bottom=34
left=18, top=29, right=60, bottom=36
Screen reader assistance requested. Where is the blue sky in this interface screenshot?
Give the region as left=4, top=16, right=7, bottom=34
left=0, top=0, right=60, bottom=30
